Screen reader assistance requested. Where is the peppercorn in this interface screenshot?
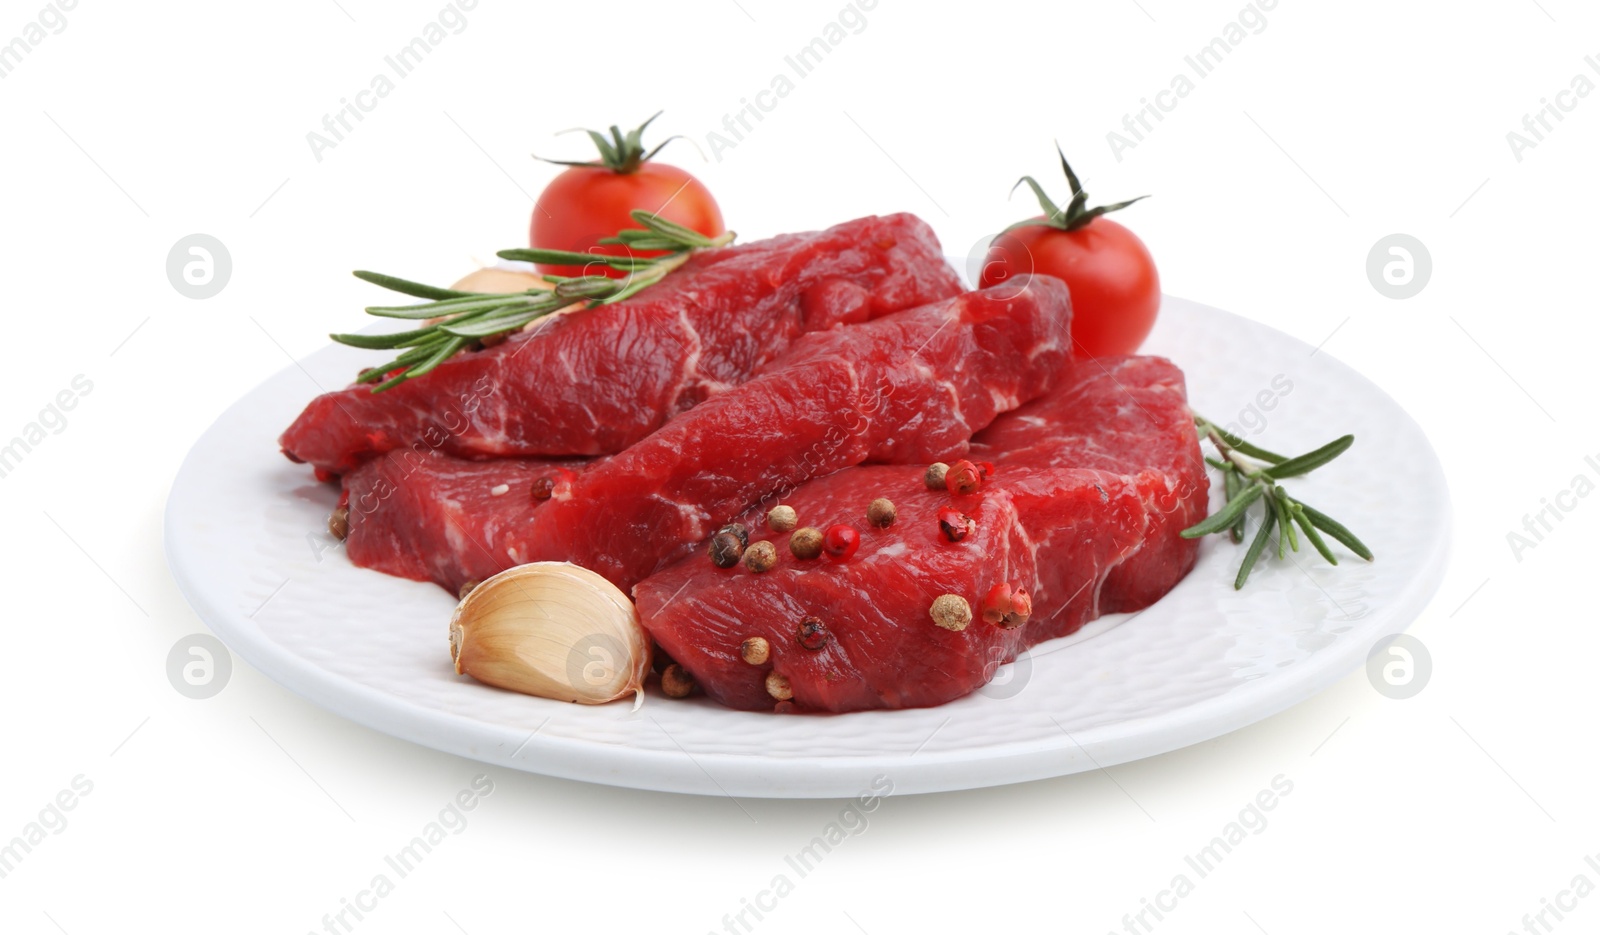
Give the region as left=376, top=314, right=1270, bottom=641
left=328, top=505, right=350, bottom=541
left=766, top=672, right=794, bottom=701
left=867, top=498, right=897, bottom=528
left=924, top=462, right=949, bottom=490
left=717, top=523, right=750, bottom=549
left=661, top=664, right=696, bottom=698
left=822, top=524, right=860, bottom=560
left=929, top=594, right=972, bottom=631
left=530, top=475, right=556, bottom=500
left=740, top=636, right=771, bottom=666
left=938, top=506, right=974, bottom=542
left=946, top=459, right=983, bottom=496
left=790, top=526, right=824, bottom=559
left=767, top=505, right=798, bottom=532
left=981, top=583, right=1033, bottom=628
left=709, top=531, right=745, bottom=568
left=796, top=616, right=830, bottom=650
left=1010, top=589, right=1033, bottom=622
left=743, top=540, right=778, bottom=573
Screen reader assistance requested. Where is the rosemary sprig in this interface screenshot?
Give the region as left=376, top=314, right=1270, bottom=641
left=331, top=210, right=734, bottom=391
left=1182, top=413, right=1373, bottom=589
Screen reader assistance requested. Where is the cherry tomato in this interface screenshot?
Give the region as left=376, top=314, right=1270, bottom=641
left=981, top=218, right=1159, bottom=357
left=980, top=147, right=1159, bottom=357
left=530, top=114, right=724, bottom=279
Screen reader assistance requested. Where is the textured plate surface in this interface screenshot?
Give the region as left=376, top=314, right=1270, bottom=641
left=164, top=295, right=1450, bottom=797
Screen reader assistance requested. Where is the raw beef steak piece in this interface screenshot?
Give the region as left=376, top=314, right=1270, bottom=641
left=632, top=356, right=1206, bottom=712
left=280, top=214, right=963, bottom=473
left=518, top=277, right=1074, bottom=590
left=339, top=448, right=594, bottom=590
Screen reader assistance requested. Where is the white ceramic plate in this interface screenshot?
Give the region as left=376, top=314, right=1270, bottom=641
left=165, top=295, right=1450, bottom=797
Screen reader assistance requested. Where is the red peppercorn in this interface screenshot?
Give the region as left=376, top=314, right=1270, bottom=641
left=822, top=524, right=860, bottom=560
left=977, top=461, right=995, bottom=480
left=938, top=506, right=974, bottom=543
left=797, top=616, right=830, bottom=650
left=945, top=459, right=984, bottom=496
left=981, top=582, right=1033, bottom=628
left=981, top=583, right=1009, bottom=624
left=313, top=466, right=337, bottom=484
left=530, top=475, right=556, bottom=500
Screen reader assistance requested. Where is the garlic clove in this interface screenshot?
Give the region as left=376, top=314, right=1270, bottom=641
left=449, top=562, right=651, bottom=705
left=449, top=268, right=553, bottom=294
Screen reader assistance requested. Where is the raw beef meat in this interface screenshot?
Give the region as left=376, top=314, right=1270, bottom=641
left=517, top=277, right=1074, bottom=590
left=339, top=448, right=594, bottom=590
left=280, top=214, right=963, bottom=473
left=632, top=356, right=1206, bottom=712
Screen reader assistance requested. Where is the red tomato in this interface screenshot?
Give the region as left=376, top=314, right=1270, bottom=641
left=980, top=218, right=1159, bottom=357
left=979, top=147, right=1159, bottom=357
left=529, top=115, right=724, bottom=279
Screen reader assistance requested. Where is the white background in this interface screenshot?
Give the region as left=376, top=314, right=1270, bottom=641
left=1, top=0, right=1596, bottom=932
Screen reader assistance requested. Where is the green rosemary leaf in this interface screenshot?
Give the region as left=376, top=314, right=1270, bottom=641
left=1290, top=502, right=1338, bottom=565
left=362, top=296, right=536, bottom=320
left=1222, top=466, right=1244, bottom=543
left=354, top=338, right=450, bottom=383
left=1281, top=489, right=1302, bottom=552
left=1207, top=423, right=1288, bottom=464
left=369, top=336, right=467, bottom=391
left=600, top=229, right=656, bottom=244
left=1264, top=435, right=1355, bottom=479
left=1273, top=487, right=1298, bottom=556
left=628, top=209, right=713, bottom=247
left=366, top=290, right=546, bottom=315
left=597, top=235, right=687, bottom=252
left=496, top=248, right=653, bottom=270
left=331, top=327, right=439, bottom=349
left=1298, top=502, right=1374, bottom=561
left=554, top=277, right=620, bottom=300
left=1235, top=508, right=1277, bottom=590
left=438, top=307, right=559, bottom=337
left=1181, top=483, right=1265, bottom=538
left=353, top=270, right=475, bottom=300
